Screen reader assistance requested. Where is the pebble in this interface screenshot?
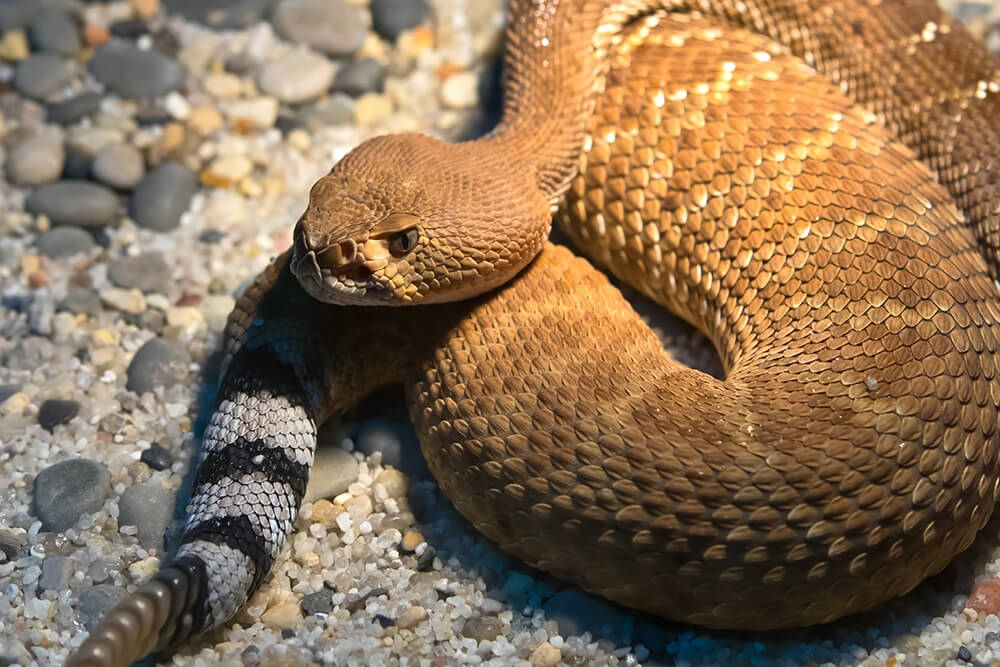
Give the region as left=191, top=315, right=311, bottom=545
left=129, top=163, right=197, bottom=231
left=261, top=602, right=301, bottom=630
left=60, top=287, right=103, bottom=316
left=441, top=71, right=480, bottom=109
left=0, top=0, right=36, bottom=32
left=1, top=392, right=30, bottom=416
left=32, top=458, right=111, bottom=532
left=0, top=28, right=29, bottom=60
left=187, top=106, right=223, bottom=136
left=26, top=181, right=119, bottom=228
left=302, top=446, right=359, bottom=503
left=461, top=615, right=503, bottom=641
left=300, top=590, right=335, bottom=616
left=166, top=305, right=203, bottom=329
left=224, top=97, right=279, bottom=130
left=332, top=58, right=385, bottom=97
left=400, top=530, right=425, bottom=553
left=162, top=0, right=274, bottom=29
left=14, top=53, right=73, bottom=101
left=310, top=499, right=338, bottom=528
left=271, top=0, right=369, bottom=58
left=296, top=94, right=354, bottom=131
left=541, top=590, right=634, bottom=645
left=529, top=642, right=562, bottom=667
left=126, top=337, right=190, bottom=394
left=89, top=42, right=185, bottom=99
left=0, top=385, right=18, bottom=404
left=207, top=154, right=253, bottom=182
left=140, top=445, right=173, bottom=471
left=37, top=226, right=94, bottom=259
left=91, top=143, right=145, bottom=190
left=257, top=49, right=336, bottom=104
left=370, top=0, right=431, bottom=41
left=202, top=72, right=242, bottom=99
left=100, top=287, right=147, bottom=314
left=967, top=578, right=1000, bottom=615
left=353, top=92, right=393, bottom=126
left=396, top=605, right=427, bottom=630
left=131, top=0, right=161, bottom=21
left=38, top=398, right=80, bottom=431
left=5, top=133, right=64, bottom=186
left=47, top=92, right=103, bottom=125
left=108, top=252, right=170, bottom=293
left=118, top=480, right=176, bottom=549
left=76, top=585, right=126, bottom=631
left=37, top=555, right=72, bottom=592
left=27, top=9, right=81, bottom=56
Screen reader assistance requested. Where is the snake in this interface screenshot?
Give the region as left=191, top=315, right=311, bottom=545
left=67, top=0, right=1000, bottom=664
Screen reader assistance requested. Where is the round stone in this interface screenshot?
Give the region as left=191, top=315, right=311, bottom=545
left=370, top=0, right=430, bottom=41
left=118, top=480, right=176, bottom=549
left=46, top=92, right=103, bottom=125
left=126, top=337, right=190, bottom=394
left=14, top=53, right=73, bottom=100
left=32, top=458, right=111, bottom=532
left=296, top=94, right=354, bottom=131
left=27, top=9, right=80, bottom=56
left=107, top=252, right=170, bottom=293
left=59, top=287, right=102, bottom=316
left=162, top=0, right=275, bottom=29
left=129, top=163, right=197, bottom=231
left=26, top=181, right=119, bottom=228
left=140, top=445, right=173, bottom=471
left=302, top=446, right=359, bottom=504
left=89, top=42, right=185, bottom=99
left=92, top=143, right=145, bottom=190
left=271, top=0, right=368, bottom=57
left=300, top=590, right=335, bottom=616
left=331, top=58, right=385, bottom=97
left=257, top=48, right=335, bottom=104
left=5, top=133, right=64, bottom=186
left=441, top=71, right=479, bottom=109
left=36, top=226, right=94, bottom=258
left=38, top=399, right=79, bottom=431
left=0, top=0, right=38, bottom=32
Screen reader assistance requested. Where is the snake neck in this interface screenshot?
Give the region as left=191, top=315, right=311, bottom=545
left=478, top=0, right=654, bottom=203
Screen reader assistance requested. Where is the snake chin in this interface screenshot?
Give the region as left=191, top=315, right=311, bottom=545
left=291, top=248, right=390, bottom=305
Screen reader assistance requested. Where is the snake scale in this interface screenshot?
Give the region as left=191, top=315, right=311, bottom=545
left=68, top=0, right=1000, bottom=664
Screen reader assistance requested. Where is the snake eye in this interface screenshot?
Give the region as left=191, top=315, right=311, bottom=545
left=389, top=227, right=419, bottom=256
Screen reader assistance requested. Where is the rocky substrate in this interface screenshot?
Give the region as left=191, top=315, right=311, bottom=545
left=1, top=0, right=1000, bottom=666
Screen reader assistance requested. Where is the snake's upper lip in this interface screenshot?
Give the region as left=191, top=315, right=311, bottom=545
left=293, top=249, right=323, bottom=283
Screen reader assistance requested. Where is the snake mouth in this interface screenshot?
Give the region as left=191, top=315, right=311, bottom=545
left=291, top=247, right=389, bottom=305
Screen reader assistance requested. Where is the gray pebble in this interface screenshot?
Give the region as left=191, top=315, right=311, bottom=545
left=37, top=555, right=72, bottom=592
left=0, top=0, right=38, bottom=31
left=0, top=385, right=18, bottom=403
left=14, top=54, right=73, bottom=101
left=370, top=0, right=430, bottom=41
left=89, top=41, right=185, bottom=99
left=27, top=9, right=80, bottom=56
left=46, top=92, right=103, bottom=125
left=37, top=226, right=93, bottom=258
left=38, top=398, right=79, bottom=431
left=0, top=530, right=28, bottom=562
left=86, top=557, right=119, bottom=584
left=26, top=181, right=119, bottom=228
left=332, top=58, right=385, bottom=97
left=541, top=590, right=634, bottom=644
left=5, top=133, right=65, bottom=186
left=296, top=94, right=354, bottom=131
left=300, top=589, right=335, bottom=615
left=28, top=299, right=54, bottom=336
left=140, top=445, right=173, bottom=471
left=118, top=480, right=176, bottom=549
left=164, top=0, right=275, bottom=29
left=76, top=584, right=126, bottom=631
left=356, top=417, right=428, bottom=479
left=58, top=287, right=102, bottom=316
left=461, top=615, right=503, bottom=641
left=271, top=0, right=368, bottom=57
left=91, top=143, right=145, bottom=190
left=32, top=458, right=111, bottom=532
left=257, top=48, right=335, bottom=104
left=126, top=337, right=190, bottom=394
left=129, top=163, right=197, bottom=231
left=108, top=252, right=170, bottom=293
left=302, top=445, right=359, bottom=504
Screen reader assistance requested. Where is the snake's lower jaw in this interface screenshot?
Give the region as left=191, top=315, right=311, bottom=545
left=292, top=249, right=389, bottom=305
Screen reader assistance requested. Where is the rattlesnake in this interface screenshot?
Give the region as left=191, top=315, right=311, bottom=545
left=68, top=0, right=1000, bottom=664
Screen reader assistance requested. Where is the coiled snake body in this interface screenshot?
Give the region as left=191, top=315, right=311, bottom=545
left=69, top=0, right=1000, bottom=664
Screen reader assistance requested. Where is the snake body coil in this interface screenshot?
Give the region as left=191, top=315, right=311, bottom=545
left=69, top=0, right=1000, bottom=664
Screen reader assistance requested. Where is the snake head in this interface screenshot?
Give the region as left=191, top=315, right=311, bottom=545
left=290, top=133, right=552, bottom=306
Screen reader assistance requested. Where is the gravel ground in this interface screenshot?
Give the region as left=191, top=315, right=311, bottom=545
left=1, top=1, right=1000, bottom=666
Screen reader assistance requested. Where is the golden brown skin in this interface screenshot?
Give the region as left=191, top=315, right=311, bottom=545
left=294, top=0, right=1000, bottom=629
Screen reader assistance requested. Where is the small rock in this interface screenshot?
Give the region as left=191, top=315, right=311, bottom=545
left=165, top=305, right=203, bottom=329
left=187, top=106, right=222, bottom=136
left=224, top=97, right=279, bottom=130
left=1, top=392, right=30, bottom=416
left=0, top=385, right=18, bottom=404
left=0, top=28, right=29, bottom=61
left=354, top=92, right=393, bottom=126
left=461, top=615, right=503, bottom=641
left=119, top=480, right=176, bottom=549
left=146, top=122, right=186, bottom=165
left=6, top=133, right=64, bottom=186
left=140, top=445, right=173, bottom=471
left=541, top=590, right=634, bottom=645
left=108, top=252, right=170, bottom=293
left=373, top=613, right=395, bottom=628
left=0, top=530, right=28, bottom=562
left=303, top=446, right=360, bottom=503
left=296, top=94, right=354, bottom=131
left=37, top=399, right=79, bottom=431
left=26, top=181, right=119, bottom=228
left=958, top=645, right=973, bottom=663
left=86, top=558, right=118, bottom=584
left=332, top=58, right=385, bottom=97
left=261, top=602, right=300, bottom=630
left=126, top=337, right=190, bottom=394
left=128, top=555, right=160, bottom=578
left=37, top=555, right=72, bottom=592
left=416, top=546, right=436, bottom=571
left=396, top=605, right=427, bottom=630
left=529, top=642, right=562, bottom=667
left=47, top=92, right=103, bottom=125
left=300, top=590, right=334, bottom=616
left=400, top=530, right=424, bottom=553
left=202, top=72, right=242, bottom=99
left=32, top=458, right=111, bottom=532
left=441, top=71, right=479, bottom=109
left=967, top=578, right=1000, bottom=616
left=89, top=41, right=185, bottom=99
left=92, top=143, right=145, bottom=190
left=310, top=499, right=338, bottom=528
left=76, top=585, right=126, bottom=631
left=163, top=0, right=275, bottom=29
left=59, top=287, right=102, bottom=316
left=257, top=48, right=335, bottom=104
left=164, top=91, right=190, bottom=120
left=83, top=23, right=111, bottom=48
left=130, top=163, right=197, bottom=231
left=27, top=9, right=80, bottom=56
left=0, top=0, right=37, bottom=32
left=271, top=0, right=368, bottom=57
left=14, top=53, right=73, bottom=101
left=370, top=0, right=430, bottom=41
left=100, top=287, right=146, bottom=314
left=206, top=154, right=252, bottom=182
left=130, top=0, right=160, bottom=20
left=36, top=226, right=93, bottom=258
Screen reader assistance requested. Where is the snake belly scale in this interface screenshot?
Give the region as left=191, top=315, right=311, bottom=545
left=68, top=0, right=1000, bottom=664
